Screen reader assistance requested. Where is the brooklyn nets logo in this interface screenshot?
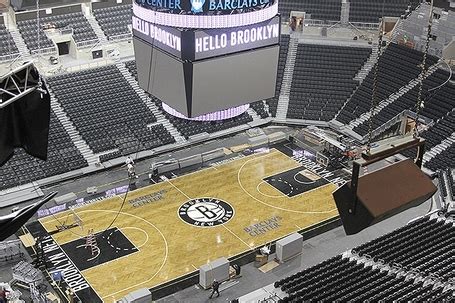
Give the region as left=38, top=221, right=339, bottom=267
left=178, top=198, right=234, bottom=227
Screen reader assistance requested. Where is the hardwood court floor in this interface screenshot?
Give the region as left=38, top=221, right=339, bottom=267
left=39, top=149, right=339, bottom=302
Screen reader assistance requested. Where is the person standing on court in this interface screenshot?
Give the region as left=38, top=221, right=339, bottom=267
left=125, top=156, right=138, bottom=179
left=0, top=286, right=9, bottom=303
left=209, top=279, right=220, bottom=299
left=125, top=156, right=134, bottom=166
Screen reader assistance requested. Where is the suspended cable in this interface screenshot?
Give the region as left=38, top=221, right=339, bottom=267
left=428, top=60, right=452, bottom=92
left=366, top=0, right=386, bottom=154
left=98, top=3, right=160, bottom=235
left=35, top=0, right=44, bottom=91
left=6, top=6, right=11, bottom=63
left=413, top=0, right=434, bottom=138
left=36, top=0, right=40, bottom=57
left=99, top=141, right=142, bottom=236
left=366, top=0, right=439, bottom=148
left=36, top=4, right=154, bottom=243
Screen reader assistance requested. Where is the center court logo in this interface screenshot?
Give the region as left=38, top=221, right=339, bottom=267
left=179, top=197, right=234, bottom=227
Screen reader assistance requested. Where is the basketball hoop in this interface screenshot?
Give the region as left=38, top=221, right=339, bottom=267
left=55, top=209, right=83, bottom=232
left=71, top=209, right=83, bottom=231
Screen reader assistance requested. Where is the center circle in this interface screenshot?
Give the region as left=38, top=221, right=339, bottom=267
left=178, top=197, right=234, bottom=227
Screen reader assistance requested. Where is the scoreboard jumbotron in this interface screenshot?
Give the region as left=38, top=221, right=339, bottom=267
left=132, top=0, right=280, bottom=120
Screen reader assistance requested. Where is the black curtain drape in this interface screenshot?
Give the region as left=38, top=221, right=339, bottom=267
left=0, top=67, right=50, bottom=166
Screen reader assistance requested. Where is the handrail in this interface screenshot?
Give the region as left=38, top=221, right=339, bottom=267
left=76, top=38, right=100, bottom=48
left=361, top=109, right=434, bottom=143
left=31, top=46, right=56, bottom=56
left=349, top=21, right=380, bottom=30
left=0, top=52, right=21, bottom=62
left=7, top=54, right=23, bottom=70
left=108, top=32, right=132, bottom=42
left=303, top=19, right=340, bottom=27
left=63, top=59, right=111, bottom=73
left=44, top=26, right=73, bottom=36
left=59, top=27, right=73, bottom=36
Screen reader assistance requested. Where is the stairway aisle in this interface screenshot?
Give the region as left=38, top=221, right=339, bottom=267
left=275, top=36, right=298, bottom=121
left=47, top=83, right=99, bottom=165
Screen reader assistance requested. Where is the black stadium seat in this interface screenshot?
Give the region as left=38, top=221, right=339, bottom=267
left=0, top=112, right=88, bottom=190
left=287, top=44, right=371, bottom=121
left=275, top=216, right=455, bottom=302
left=0, top=25, right=19, bottom=58
left=279, top=0, right=342, bottom=21
left=353, top=68, right=454, bottom=137
left=336, top=43, right=439, bottom=126
left=93, top=5, right=132, bottom=40
left=47, top=65, right=176, bottom=156
left=348, top=0, right=420, bottom=23
left=16, top=12, right=98, bottom=52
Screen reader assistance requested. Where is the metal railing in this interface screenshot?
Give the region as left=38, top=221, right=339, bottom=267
left=76, top=38, right=100, bottom=48
left=44, top=26, right=74, bottom=36
left=361, top=109, right=434, bottom=143
left=348, top=21, right=379, bottom=31
left=109, top=32, right=132, bottom=42
left=0, top=52, right=20, bottom=62
left=297, top=19, right=378, bottom=30
left=31, top=46, right=57, bottom=56
left=63, top=58, right=112, bottom=74
left=303, top=19, right=340, bottom=27
left=59, top=27, right=74, bottom=36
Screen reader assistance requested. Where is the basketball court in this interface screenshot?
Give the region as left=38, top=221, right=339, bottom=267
left=24, top=149, right=341, bottom=302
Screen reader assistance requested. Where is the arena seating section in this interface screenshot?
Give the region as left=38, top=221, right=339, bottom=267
left=422, top=111, right=455, bottom=151
left=17, top=12, right=97, bottom=51
left=0, top=24, right=19, bottom=57
left=266, top=35, right=290, bottom=117
left=365, top=65, right=453, bottom=172
left=0, top=112, right=87, bottom=190
left=449, top=170, right=455, bottom=201
left=279, top=0, right=341, bottom=21
left=2, top=1, right=453, bottom=189
left=348, top=0, right=420, bottom=23
left=336, top=43, right=438, bottom=126
left=426, top=143, right=455, bottom=171
left=353, top=216, right=455, bottom=268
left=250, top=101, right=270, bottom=119
left=437, top=168, right=454, bottom=203
left=287, top=44, right=371, bottom=121
left=438, top=170, right=448, bottom=199
left=353, top=68, right=454, bottom=136
left=275, top=215, right=455, bottom=302
left=399, top=111, right=454, bottom=171
left=93, top=4, right=132, bottom=40
left=125, top=60, right=137, bottom=80
left=47, top=65, right=175, bottom=156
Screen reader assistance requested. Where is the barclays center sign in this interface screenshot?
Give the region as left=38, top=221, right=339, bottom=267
left=135, top=0, right=276, bottom=14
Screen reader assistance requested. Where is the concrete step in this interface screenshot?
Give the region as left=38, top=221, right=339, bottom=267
left=47, top=84, right=98, bottom=165
left=86, top=17, right=108, bottom=44
left=275, top=37, right=298, bottom=120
